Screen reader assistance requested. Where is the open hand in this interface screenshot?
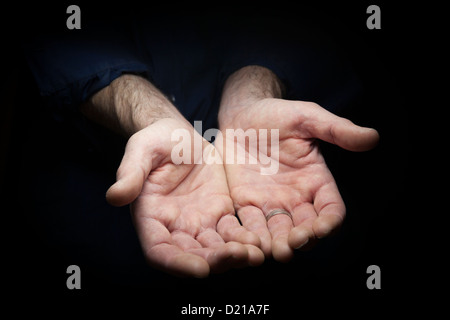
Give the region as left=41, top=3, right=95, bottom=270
left=219, top=98, right=379, bottom=261
left=106, top=118, right=263, bottom=277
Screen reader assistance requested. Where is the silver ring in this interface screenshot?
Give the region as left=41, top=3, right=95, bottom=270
left=266, top=209, right=293, bottom=222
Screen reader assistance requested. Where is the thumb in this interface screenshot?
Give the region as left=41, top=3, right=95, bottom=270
left=106, top=135, right=154, bottom=207
left=301, top=102, right=380, bottom=152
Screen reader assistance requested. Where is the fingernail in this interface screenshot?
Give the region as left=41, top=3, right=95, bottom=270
left=317, top=232, right=328, bottom=239
left=295, top=238, right=309, bottom=249
left=317, top=226, right=333, bottom=239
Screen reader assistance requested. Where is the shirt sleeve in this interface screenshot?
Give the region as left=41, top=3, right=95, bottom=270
left=22, top=21, right=150, bottom=118
left=218, top=17, right=362, bottom=113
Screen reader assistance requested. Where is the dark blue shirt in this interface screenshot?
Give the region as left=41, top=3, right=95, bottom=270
left=19, top=12, right=362, bottom=287
left=24, top=14, right=360, bottom=130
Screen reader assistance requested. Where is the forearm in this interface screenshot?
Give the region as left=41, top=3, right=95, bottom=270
left=218, top=66, right=284, bottom=129
left=81, top=74, right=187, bottom=136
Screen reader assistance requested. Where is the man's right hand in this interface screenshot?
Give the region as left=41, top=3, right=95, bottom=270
left=81, top=75, right=263, bottom=277
left=106, top=118, right=263, bottom=278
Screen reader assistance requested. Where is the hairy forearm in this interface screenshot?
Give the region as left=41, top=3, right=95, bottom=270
left=218, top=65, right=284, bottom=128
left=81, top=74, right=187, bottom=136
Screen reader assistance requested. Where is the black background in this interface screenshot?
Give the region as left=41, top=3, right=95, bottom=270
left=1, top=0, right=411, bottom=317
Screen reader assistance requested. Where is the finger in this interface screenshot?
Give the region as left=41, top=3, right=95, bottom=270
left=299, top=102, right=380, bottom=152
left=237, top=206, right=272, bottom=257
left=189, top=241, right=249, bottom=273
left=196, top=229, right=253, bottom=271
left=312, top=182, right=346, bottom=239
left=198, top=228, right=264, bottom=268
left=217, top=214, right=261, bottom=247
left=196, top=228, right=226, bottom=248
left=266, top=210, right=294, bottom=262
left=244, top=244, right=265, bottom=267
left=172, top=231, right=203, bottom=251
left=106, top=133, right=154, bottom=206
left=148, top=243, right=210, bottom=278
left=288, top=203, right=317, bottom=250
left=133, top=214, right=209, bottom=278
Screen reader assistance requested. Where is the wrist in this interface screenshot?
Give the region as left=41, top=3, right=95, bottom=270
left=145, top=117, right=216, bottom=167
left=218, top=65, right=284, bottom=128
left=81, top=74, right=186, bottom=137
